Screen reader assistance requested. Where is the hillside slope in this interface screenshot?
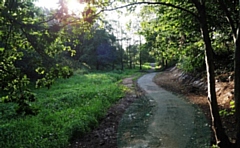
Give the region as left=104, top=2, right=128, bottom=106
left=153, top=66, right=236, bottom=143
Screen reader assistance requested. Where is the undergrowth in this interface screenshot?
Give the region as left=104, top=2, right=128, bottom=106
left=0, top=69, right=140, bottom=148
left=219, top=100, right=235, bottom=117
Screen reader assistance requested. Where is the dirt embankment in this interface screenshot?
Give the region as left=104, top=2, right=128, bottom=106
left=153, top=66, right=236, bottom=142
left=70, top=67, right=236, bottom=147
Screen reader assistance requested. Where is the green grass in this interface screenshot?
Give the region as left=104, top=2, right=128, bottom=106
left=135, top=63, right=161, bottom=70
left=0, top=70, right=140, bottom=148
left=142, top=63, right=153, bottom=70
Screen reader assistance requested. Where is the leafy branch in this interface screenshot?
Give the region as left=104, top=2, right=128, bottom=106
left=102, top=1, right=199, bottom=20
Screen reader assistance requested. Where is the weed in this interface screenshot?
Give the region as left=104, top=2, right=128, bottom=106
left=219, top=100, right=235, bottom=117
left=0, top=70, right=140, bottom=147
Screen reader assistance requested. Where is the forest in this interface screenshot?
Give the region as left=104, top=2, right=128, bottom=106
left=0, top=0, right=239, bottom=147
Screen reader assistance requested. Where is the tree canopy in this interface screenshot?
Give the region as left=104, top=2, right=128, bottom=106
left=2, top=0, right=240, bottom=147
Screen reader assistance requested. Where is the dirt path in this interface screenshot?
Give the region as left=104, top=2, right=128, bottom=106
left=117, top=73, right=211, bottom=147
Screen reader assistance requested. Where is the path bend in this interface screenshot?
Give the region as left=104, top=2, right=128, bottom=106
left=117, top=73, right=210, bottom=148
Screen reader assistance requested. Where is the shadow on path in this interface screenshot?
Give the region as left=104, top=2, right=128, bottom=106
left=117, top=73, right=211, bottom=148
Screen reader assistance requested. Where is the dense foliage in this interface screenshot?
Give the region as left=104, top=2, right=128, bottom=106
left=3, top=0, right=240, bottom=147
left=137, top=1, right=234, bottom=72
left=0, top=0, right=145, bottom=115
left=125, top=0, right=239, bottom=147
left=0, top=1, right=150, bottom=147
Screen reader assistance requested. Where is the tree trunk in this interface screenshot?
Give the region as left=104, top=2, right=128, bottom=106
left=165, top=60, right=168, bottom=68
left=194, top=1, right=232, bottom=147
left=120, top=48, right=124, bottom=70
left=121, top=57, right=124, bottom=70
left=139, top=49, right=142, bottom=70
left=235, top=32, right=240, bottom=148
left=127, top=47, right=129, bottom=68
left=140, top=36, right=142, bottom=70
left=130, top=55, right=132, bottom=69
left=161, top=57, right=165, bottom=68
left=216, top=1, right=240, bottom=147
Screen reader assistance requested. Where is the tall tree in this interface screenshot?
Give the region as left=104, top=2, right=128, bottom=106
left=103, top=1, right=235, bottom=147
left=216, top=0, right=240, bottom=147
left=0, top=0, right=100, bottom=114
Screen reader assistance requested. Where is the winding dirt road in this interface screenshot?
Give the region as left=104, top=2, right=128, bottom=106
left=117, top=73, right=211, bottom=148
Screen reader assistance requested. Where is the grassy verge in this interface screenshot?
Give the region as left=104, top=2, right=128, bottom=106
left=135, top=63, right=161, bottom=71
left=0, top=70, right=141, bottom=148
